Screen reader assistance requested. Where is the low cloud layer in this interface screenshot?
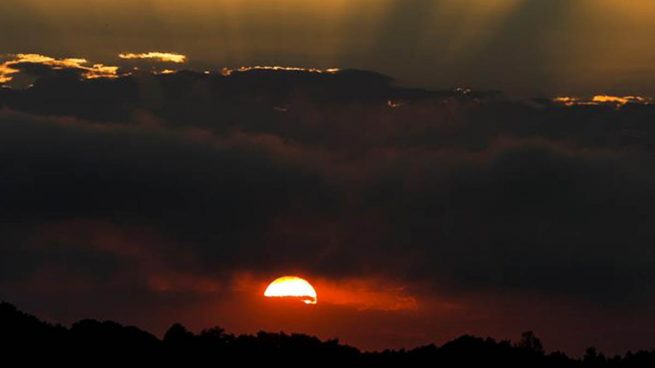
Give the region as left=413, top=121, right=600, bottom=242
left=1, top=65, right=655, bottom=352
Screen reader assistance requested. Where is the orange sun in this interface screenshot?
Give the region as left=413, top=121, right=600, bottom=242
left=264, top=276, right=318, bottom=305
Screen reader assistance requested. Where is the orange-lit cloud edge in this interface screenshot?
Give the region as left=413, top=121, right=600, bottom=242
left=0, top=52, right=193, bottom=85
left=2, top=52, right=654, bottom=108
left=0, top=52, right=343, bottom=86
left=0, top=53, right=119, bottom=83
left=553, top=95, right=654, bottom=108
left=220, top=66, right=340, bottom=76
left=118, top=52, right=187, bottom=63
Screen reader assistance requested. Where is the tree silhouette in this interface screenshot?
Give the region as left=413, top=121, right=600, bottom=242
left=516, top=330, right=545, bottom=354
left=2, top=300, right=655, bottom=367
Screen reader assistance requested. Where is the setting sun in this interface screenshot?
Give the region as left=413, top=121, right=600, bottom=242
left=264, top=276, right=318, bottom=305
left=5, top=0, right=655, bottom=361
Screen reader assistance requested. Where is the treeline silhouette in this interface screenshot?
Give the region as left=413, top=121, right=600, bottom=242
left=1, top=302, right=654, bottom=366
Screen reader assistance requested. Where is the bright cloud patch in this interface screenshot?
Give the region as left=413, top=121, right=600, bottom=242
left=0, top=54, right=119, bottom=84
left=553, top=95, right=653, bottom=108
left=118, top=52, right=187, bottom=63
left=220, top=66, right=340, bottom=76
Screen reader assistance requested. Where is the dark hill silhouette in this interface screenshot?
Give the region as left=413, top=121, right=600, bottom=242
left=1, top=301, right=654, bottom=366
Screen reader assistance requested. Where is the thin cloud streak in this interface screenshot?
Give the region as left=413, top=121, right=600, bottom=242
left=118, top=52, right=187, bottom=63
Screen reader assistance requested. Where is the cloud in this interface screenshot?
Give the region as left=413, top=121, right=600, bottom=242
left=554, top=95, right=653, bottom=108
left=0, top=52, right=189, bottom=88
left=1, top=78, right=655, bottom=304
left=0, top=54, right=119, bottom=85
left=118, top=52, right=187, bottom=63
left=2, top=66, right=655, bottom=352
left=220, top=66, right=340, bottom=76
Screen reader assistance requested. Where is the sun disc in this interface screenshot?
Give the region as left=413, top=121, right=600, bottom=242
left=264, top=276, right=317, bottom=305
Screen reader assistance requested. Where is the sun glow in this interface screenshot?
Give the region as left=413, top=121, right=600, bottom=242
left=264, top=276, right=318, bottom=305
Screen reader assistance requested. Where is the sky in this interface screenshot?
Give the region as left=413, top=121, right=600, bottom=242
left=2, top=0, right=655, bottom=96
left=2, top=0, right=655, bottom=357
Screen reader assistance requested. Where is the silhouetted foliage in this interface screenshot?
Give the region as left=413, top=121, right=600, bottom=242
left=516, top=330, right=545, bottom=354
left=2, top=301, right=655, bottom=367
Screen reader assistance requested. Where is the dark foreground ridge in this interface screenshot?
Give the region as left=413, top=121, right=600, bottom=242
left=1, top=301, right=654, bottom=367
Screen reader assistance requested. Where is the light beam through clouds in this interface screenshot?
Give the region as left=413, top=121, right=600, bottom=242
left=3, top=0, right=655, bottom=94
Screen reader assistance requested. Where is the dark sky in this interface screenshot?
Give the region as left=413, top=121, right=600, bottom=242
left=2, top=0, right=655, bottom=95
left=2, top=0, right=655, bottom=356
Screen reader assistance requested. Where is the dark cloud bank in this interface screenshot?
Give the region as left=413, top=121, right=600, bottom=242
left=2, top=65, right=655, bottom=353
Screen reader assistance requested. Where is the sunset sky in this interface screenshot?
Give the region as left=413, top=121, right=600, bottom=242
left=2, top=0, right=655, bottom=357
left=2, top=0, right=655, bottom=95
